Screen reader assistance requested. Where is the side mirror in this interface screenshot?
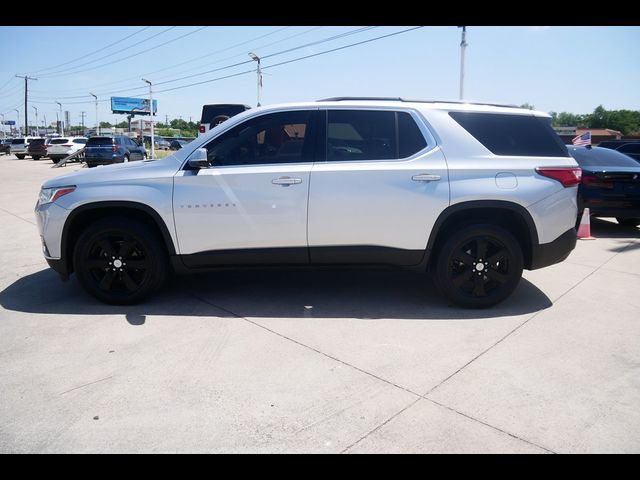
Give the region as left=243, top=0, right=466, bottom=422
left=188, top=148, right=210, bottom=169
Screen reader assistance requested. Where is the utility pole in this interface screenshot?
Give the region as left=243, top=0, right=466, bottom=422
left=44, top=115, right=47, bottom=136
left=248, top=52, right=262, bottom=107
left=55, top=101, right=64, bottom=136
left=80, top=111, right=86, bottom=135
left=458, top=26, right=468, bottom=101
left=89, top=93, right=98, bottom=136
left=14, top=109, right=20, bottom=136
left=142, top=78, right=155, bottom=159
left=15, top=74, right=37, bottom=137
left=32, top=106, right=38, bottom=136
left=1, top=114, right=4, bottom=139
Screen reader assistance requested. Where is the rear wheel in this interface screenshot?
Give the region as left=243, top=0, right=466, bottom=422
left=617, top=217, right=640, bottom=227
left=16, top=154, right=25, bottom=159
left=32, top=156, right=41, bottom=160
left=73, top=217, right=167, bottom=304
left=51, top=157, right=61, bottom=164
left=433, top=224, right=524, bottom=308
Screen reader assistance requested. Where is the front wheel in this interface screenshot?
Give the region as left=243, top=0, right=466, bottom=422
left=617, top=217, right=640, bottom=227
left=433, top=224, right=524, bottom=308
left=73, top=217, right=167, bottom=304
left=15, top=154, right=25, bottom=159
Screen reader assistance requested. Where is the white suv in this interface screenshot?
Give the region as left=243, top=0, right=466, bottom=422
left=35, top=98, right=580, bottom=307
left=47, top=136, right=88, bottom=164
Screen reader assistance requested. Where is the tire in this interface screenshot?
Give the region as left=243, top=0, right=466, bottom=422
left=124, top=154, right=130, bottom=163
left=142, top=153, right=147, bottom=160
left=51, top=157, right=60, bottom=164
left=616, top=217, right=640, bottom=227
left=73, top=217, right=167, bottom=305
left=33, top=156, right=40, bottom=160
left=16, top=154, right=25, bottom=159
left=433, top=223, right=524, bottom=308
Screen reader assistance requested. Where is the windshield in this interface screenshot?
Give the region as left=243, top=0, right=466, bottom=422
left=568, top=146, right=640, bottom=168
left=11, top=139, right=24, bottom=144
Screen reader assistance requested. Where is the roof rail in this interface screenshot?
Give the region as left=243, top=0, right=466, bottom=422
left=317, top=97, right=520, bottom=109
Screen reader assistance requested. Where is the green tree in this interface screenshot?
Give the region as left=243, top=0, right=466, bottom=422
left=520, top=103, right=535, bottom=110
left=99, top=121, right=112, bottom=128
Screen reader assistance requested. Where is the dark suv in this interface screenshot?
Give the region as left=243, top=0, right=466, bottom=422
left=84, top=135, right=147, bottom=168
left=27, top=138, right=48, bottom=160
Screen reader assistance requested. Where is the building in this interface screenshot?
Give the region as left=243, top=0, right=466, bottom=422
left=555, top=126, right=623, bottom=145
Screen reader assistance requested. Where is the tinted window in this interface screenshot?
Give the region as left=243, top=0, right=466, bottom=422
left=204, top=110, right=313, bottom=166
left=617, top=143, right=640, bottom=154
left=327, top=110, right=396, bottom=161
left=30, top=139, right=45, bottom=146
left=73, top=138, right=87, bottom=144
left=449, top=112, right=569, bottom=157
left=398, top=112, right=427, bottom=158
left=51, top=138, right=69, bottom=144
left=11, top=139, right=24, bottom=144
left=87, top=137, right=114, bottom=146
left=568, top=146, right=640, bottom=168
left=201, top=104, right=250, bottom=125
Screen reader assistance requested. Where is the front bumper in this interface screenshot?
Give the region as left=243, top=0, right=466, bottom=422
left=529, top=227, right=577, bottom=270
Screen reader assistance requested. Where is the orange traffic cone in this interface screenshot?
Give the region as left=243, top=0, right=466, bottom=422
left=577, top=208, right=596, bottom=240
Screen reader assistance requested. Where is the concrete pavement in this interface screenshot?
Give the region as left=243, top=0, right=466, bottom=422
left=0, top=153, right=638, bottom=453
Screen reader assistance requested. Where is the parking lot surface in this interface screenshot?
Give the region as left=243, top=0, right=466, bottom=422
left=0, top=153, right=639, bottom=453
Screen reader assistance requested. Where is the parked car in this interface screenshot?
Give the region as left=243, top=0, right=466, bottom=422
left=84, top=135, right=147, bottom=167
left=199, top=104, right=251, bottom=136
left=27, top=138, right=48, bottom=160
left=47, top=137, right=88, bottom=164
left=155, top=137, right=171, bottom=150
left=567, top=145, right=640, bottom=227
left=169, top=139, right=187, bottom=150
left=10, top=137, right=36, bottom=159
left=0, top=139, right=12, bottom=154
left=36, top=98, right=579, bottom=307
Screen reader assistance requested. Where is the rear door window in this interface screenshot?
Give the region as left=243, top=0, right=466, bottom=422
left=327, top=110, right=396, bottom=161
left=449, top=112, right=569, bottom=157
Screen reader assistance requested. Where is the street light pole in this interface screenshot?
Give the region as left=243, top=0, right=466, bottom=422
left=56, top=101, right=64, bottom=136
left=14, top=109, right=20, bottom=136
left=248, top=52, right=262, bottom=107
left=89, top=93, right=98, bottom=136
left=458, top=26, right=468, bottom=101
left=32, top=106, right=38, bottom=136
left=142, top=78, right=155, bottom=160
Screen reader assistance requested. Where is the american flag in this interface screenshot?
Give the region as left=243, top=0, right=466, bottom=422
left=572, top=131, right=591, bottom=146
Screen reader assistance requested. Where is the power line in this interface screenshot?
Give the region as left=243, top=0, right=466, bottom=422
left=39, top=26, right=208, bottom=79
left=26, top=26, right=152, bottom=75
left=28, top=26, right=296, bottom=96
left=26, top=27, right=423, bottom=109
left=28, top=26, right=371, bottom=101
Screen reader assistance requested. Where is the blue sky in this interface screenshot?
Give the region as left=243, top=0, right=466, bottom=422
left=0, top=26, right=638, bottom=131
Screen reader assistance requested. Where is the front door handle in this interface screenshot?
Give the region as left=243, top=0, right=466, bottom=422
left=272, top=176, right=302, bottom=186
left=412, top=173, right=441, bottom=182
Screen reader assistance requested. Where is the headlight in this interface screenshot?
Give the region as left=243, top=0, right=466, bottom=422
left=38, top=186, right=76, bottom=205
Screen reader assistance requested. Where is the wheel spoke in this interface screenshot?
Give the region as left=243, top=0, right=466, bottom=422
left=86, top=259, right=107, bottom=270
left=486, top=268, right=509, bottom=284
left=98, top=270, right=116, bottom=291
left=486, top=249, right=507, bottom=265
left=117, top=238, right=137, bottom=258
left=124, top=259, right=147, bottom=270
left=120, top=270, right=139, bottom=292
left=476, top=238, right=488, bottom=260
left=452, top=251, right=476, bottom=267
left=472, top=274, right=486, bottom=296
left=452, top=268, right=473, bottom=287
left=97, top=239, right=116, bottom=257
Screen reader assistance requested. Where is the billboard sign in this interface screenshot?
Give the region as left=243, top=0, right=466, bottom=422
left=2, top=120, right=16, bottom=125
left=111, top=97, right=158, bottom=115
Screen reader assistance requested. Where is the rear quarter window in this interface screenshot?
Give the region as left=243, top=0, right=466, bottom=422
left=449, top=112, right=569, bottom=157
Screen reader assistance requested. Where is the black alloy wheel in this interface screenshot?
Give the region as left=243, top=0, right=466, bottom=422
left=434, top=224, right=524, bottom=308
left=73, top=218, right=167, bottom=304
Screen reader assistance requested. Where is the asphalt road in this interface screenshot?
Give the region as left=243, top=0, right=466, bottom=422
left=0, top=153, right=639, bottom=453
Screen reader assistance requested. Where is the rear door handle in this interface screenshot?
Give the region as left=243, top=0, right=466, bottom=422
left=412, top=173, right=441, bottom=182
left=272, top=176, right=302, bottom=186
